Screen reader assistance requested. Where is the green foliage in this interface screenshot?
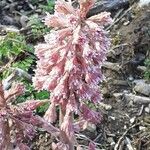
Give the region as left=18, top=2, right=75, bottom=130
left=15, top=83, right=50, bottom=115
left=37, top=103, right=49, bottom=115
left=0, top=32, right=27, bottom=59
left=40, top=0, right=55, bottom=12
left=35, top=90, right=50, bottom=115
left=30, top=0, right=55, bottom=12
left=144, top=59, right=150, bottom=80
left=0, top=0, right=54, bottom=116
left=17, top=84, right=50, bottom=114
left=27, top=0, right=54, bottom=41
left=27, top=15, right=50, bottom=39
left=34, top=90, right=50, bottom=100
left=30, top=0, right=40, bottom=5
left=0, top=32, right=34, bottom=77
left=12, top=55, right=34, bottom=72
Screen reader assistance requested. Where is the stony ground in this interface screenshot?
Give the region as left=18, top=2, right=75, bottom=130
left=0, top=0, right=150, bottom=150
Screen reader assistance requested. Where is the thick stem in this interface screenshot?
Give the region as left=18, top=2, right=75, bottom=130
left=59, top=106, right=65, bottom=126
left=0, top=119, right=11, bottom=149
left=59, top=107, right=74, bottom=150
left=61, top=130, right=74, bottom=150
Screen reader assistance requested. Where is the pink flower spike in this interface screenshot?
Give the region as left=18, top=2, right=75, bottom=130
left=4, top=83, right=25, bottom=102
left=45, top=13, right=69, bottom=28
left=79, top=0, right=95, bottom=18
left=88, top=142, right=96, bottom=150
left=17, top=100, right=49, bottom=111
left=61, top=113, right=74, bottom=141
left=80, top=104, right=101, bottom=124
left=44, top=103, right=57, bottom=123
left=55, top=0, right=76, bottom=15
left=33, top=0, right=112, bottom=148
left=87, top=12, right=113, bottom=26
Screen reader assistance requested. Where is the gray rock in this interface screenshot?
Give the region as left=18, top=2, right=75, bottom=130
left=87, top=0, right=129, bottom=17
left=139, top=0, right=150, bottom=7
left=133, top=80, right=150, bottom=96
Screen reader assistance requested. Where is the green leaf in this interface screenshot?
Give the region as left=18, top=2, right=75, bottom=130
left=35, top=90, right=50, bottom=100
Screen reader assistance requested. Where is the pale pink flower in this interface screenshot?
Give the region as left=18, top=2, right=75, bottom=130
left=17, top=99, right=49, bottom=111
left=61, top=113, right=75, bottom=141
left=45, top=13, right=68, bottom=28
left=33, top=0, right=112, bottom=148
left=66, top=94, right=78, bottom=114
left=87, top=12, right=113, bottom=26
left=88, top=142, right=96, bottom=150
left=55, top=0, right=76, bottom=15
left=79, top=0, right=95, bottom=18
left=44, top=103, right=57, bottom=123
left=4, top=83, right=25, bottom=102
left=80, top=104, right=102, bottom=123
left=0, top=81, right=57, bottom=148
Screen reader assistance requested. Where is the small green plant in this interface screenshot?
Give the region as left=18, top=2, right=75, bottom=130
left=15, top=84, right=50, bottom=115
left=40, top=0, right=55, bottom=12
left=0, top=32, right=28, bottom=59
left=27, top=15, right=50, bottom=40
left=30, top=0, right=40, bottom=5
left=0, top=31, right=50, bottom=116
left=144, top=59, right=150, bottom=80
left=0, top=32, right=34, bottom=77
left=35, top=90, right=50, bottom=115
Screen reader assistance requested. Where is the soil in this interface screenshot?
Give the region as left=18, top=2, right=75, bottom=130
left=0, top=0, right=150, bottom=150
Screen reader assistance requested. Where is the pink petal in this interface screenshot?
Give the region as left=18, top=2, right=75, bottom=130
left=88, top=12, right=113, bottom=26
left=61, top=114, right=75, bottom=141
left=79, top=0, right=95, bottom=18
left=17, top=100, right=49, bottom=111
left=45, top=13, right=69, bottom=28
left=55, top=0, right=76, bottom=15
left=88, top=142, right=96, bottom=150
left=44, top=103, right=57, bottom=123
left=80, top=104, right=101, bottom=123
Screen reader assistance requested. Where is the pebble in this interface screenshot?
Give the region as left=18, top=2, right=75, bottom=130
left=109, top=116, right=116, bottom=120
left=87, top=123, right=96, bottom=132
left=130, top=117, right=136, bottom=124
left=128, top=76, right=134, bottom=82
left=139, top=0, right=150, bottom=6
left=107, top=137, right=115, bottom=146
left=137, top=66, right=147, bottom=72
left=133, top=80, right=150, bottom=96
left=124, top=125, right=127, bottom=129
left=123, top=21, right=130, bottom=26
left=145, top=107, right=150, bottom=113
left=139, top=126, right=146, bottom=131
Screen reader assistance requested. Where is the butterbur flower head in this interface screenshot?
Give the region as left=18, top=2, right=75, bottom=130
left=0, top=81, right=54, bottom=148
left=33, top=0, right=112, bottom=148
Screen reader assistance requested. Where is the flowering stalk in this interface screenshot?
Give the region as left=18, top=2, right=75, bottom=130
left=0, top=81, right=59, bottom=149
left=33, top=0, right=112, bottom=149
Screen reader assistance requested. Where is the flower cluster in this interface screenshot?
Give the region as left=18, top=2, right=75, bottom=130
left=33, top=0, right=112, bottom=149
left=0, top=81, right=58, bottom=149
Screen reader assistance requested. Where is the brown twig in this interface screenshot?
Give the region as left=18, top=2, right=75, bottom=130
left=114, top=123, right=140, bottom=150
